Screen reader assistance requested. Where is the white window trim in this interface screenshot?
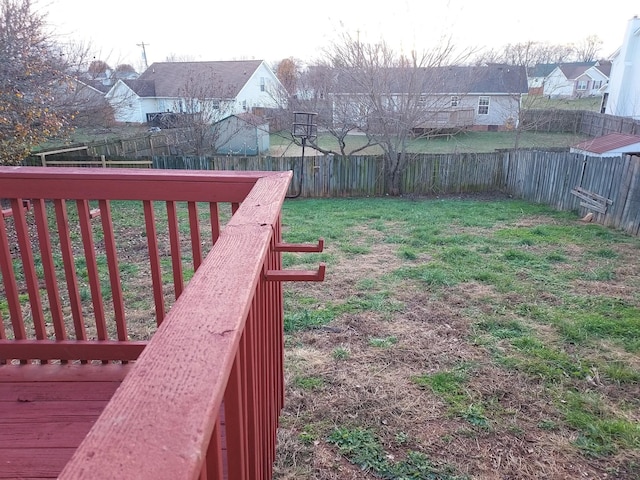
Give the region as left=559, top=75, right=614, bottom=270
left=451, top=95, right=459, bottom=107
left=478, top=96, right=490, bottom=115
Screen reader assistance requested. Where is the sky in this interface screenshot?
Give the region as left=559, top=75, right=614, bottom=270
left=42, top=0, right=638, bottom=71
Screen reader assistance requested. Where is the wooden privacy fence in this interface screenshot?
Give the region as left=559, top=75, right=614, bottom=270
left=579, top=111, right=640, bottom=137
left=521, top=109, right=640, bottom=136
left=30, top=151, right=640, bottom=236
left=506, top=152, right=640, bottom=236
left=153, top=151, right=640, bottom=236
left=153, top=153, right=508, bottom=197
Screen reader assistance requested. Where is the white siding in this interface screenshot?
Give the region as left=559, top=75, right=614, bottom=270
left=543, top=68, right=574, bottom=98
left=106, top=81, right=143, bottom=123
left=605, top=17, right=640, bottom=119
left=235, top=62, right=281, bottom=112
left=457, top=95, right=521, bottom=127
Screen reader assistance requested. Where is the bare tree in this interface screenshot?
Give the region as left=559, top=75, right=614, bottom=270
left=114, top=63, right=137, bottom=79
left=87, top=59, right=111, bottom=79
left=574, top=35, right=603, bottom=62
left=321, top=34, right=474, bottom=195
left=269, top=61, right=381, bottom=158
left=164, top=53, right=196, bottom=62
left=166, top=68, right=239, bottom=155
left=475, top=41, right=577, bottom=68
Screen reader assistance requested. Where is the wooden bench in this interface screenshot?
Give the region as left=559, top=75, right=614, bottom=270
left=0, top=167, right=324, bottom=479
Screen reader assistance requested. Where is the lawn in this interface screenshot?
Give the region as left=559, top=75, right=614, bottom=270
left=269, top=130, right=589, bottom=156
left=3, top=195, right=637, bottom=479
left=42, top=122, right=588, bottom=157
left=274, top=196, right=640, bottom=479
left=522, top=95, right=603, bottom=111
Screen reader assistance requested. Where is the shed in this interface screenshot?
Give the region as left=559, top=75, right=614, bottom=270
left=570, top=133, right=640, bottom=158
left=214, top=113, right=270, bottom=156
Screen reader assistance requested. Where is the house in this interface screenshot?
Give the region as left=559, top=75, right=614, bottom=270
left=105, top=60, right=283, bottom=124
left=542, top=61, right=610, bottom=98
left=213, top=113, right=270, bottom=155
left=313, top=64, right=528, bottom=132
left=419, top=64, right=529, bottom=131
left=54, top=77, right=114, bottom=127
left=527, top=63, right=558, bottom=95
left=570, top=133, right=640, bottom=157
left=602, top=16, right=640, bottom=119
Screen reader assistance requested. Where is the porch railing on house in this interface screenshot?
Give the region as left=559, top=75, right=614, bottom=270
left=0, top=167, right=324, bottom=479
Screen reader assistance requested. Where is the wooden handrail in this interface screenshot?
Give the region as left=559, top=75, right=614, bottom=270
left=0, top=167, right=301, bottom=479
left=0, top=167, right=278, bottom=202
left=57, top=171, right=293, bottom=479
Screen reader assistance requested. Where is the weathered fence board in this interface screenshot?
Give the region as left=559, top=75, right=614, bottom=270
left=506, top=152, right=640, bottom=236
left=30, top=150, right=640, bottom=236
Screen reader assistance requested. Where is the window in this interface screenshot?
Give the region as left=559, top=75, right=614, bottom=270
left=478, top=96, right=489, bottom=115
left=260, top=77, right=266, bottom=92
left=577, top=80, right=588, bottom=91
left=593, top=80, right=602, bottom=90
left=451, top=95, right=459, bottom=107
left=600, top=93, right=608, bottom=114
left=418, top=95, right=428, bottom=106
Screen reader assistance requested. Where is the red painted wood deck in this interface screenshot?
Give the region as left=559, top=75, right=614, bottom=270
left=0, top=167, right=324, bottom=479
left=0, top=365, right=130, bottom=479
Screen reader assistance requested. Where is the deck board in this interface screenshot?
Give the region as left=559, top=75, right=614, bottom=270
left=0, top=368, right=125, bottom=479
left=0, top=448, right=77, bottom=479
left=0, top=366, right=228, bottom=479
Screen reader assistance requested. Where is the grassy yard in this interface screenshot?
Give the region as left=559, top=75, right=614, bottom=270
left=40, top=121, right=588, bottom=157
left=269, top=130, right=589, bottom=156
left=522, top=95, right=603, bottom=111
left=275, top=196, right=640, bottom=479
left=3, top=195, right=637, bottom=479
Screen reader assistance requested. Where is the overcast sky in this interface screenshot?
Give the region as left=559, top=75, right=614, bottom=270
left=42, top=0, right=637, bottom=71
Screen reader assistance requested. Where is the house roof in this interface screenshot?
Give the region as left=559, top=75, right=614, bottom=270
left=529, top=63, right=559, bottom=78
left=214, top=112, right=267, bottom=127
left=572, top=133, right=640, bottom=154
left=136, top=60, right=264, bottom=98
left=429, top=64, right=528, bottom=94
left=558, top=64, right=590, bottom=80
left=121, top=79, right=156, bottom=97
left=594, top=61, right=612, bottom=77
left=81, top=79, right=113, bottom=94
left=326, top=64, right=528, bottom=95
left=531, top=61, right=597, bottom=80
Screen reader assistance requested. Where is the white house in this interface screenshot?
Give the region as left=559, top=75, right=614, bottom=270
left=603, top=16, right=640, bottom=119
left=570, top=133, right=640, bottom=158
left=316, top=64, right=528, bottom=132
left=527, top=64, right=558, bottom=94
left=542, top=62, right=610, bottom=98
left=106, top=60, right=283, bottom=124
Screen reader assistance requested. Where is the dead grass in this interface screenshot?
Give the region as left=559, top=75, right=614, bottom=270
left=2, top=196, right=638, bottom=478
left=275, top=199, right=640, bottom=479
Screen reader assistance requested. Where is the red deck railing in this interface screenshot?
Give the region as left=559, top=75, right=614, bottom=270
left=0, top=167, right=324, bottom=479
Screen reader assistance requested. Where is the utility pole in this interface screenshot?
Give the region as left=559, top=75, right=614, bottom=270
left=137, top=41, right=149, bottom=69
